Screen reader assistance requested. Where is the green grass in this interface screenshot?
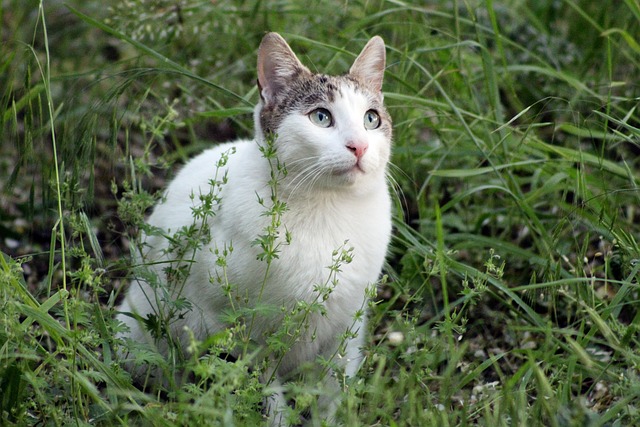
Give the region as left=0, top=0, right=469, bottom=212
left=2, top=0, right=640, bottom=425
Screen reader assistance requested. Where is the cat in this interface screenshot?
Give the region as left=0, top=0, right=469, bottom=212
left=116, top=32, right=392, bottom=424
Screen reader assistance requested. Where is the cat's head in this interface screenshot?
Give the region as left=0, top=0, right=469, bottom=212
left=255, top=32, right=392, bottom=196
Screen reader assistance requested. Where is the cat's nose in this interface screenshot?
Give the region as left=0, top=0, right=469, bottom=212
left=346, top=140, right=368, bottom=159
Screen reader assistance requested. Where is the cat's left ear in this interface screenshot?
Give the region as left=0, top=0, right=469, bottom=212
left=349, top=36, right=386, bottom=93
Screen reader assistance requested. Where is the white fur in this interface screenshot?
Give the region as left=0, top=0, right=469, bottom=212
left=117, top=34, right=391, bottom=425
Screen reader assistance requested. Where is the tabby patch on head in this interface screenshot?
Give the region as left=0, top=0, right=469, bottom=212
left=256, top=33, right=392, bottom=192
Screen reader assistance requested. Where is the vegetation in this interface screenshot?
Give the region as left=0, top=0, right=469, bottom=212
left=2, top=0, right=639, bottom=425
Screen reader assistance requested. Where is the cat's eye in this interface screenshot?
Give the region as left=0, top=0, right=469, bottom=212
left=364, top=110, right=381, bottom=130
left=309, top=108, right=333, bottom=128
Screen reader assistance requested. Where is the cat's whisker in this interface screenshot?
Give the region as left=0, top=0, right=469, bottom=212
left=287, top=162, right=326, bottom=200
left=386, top=163, right=409, bottom=219
left=282, top=156, right=320, bottom=167
left=280, top=156, right=322, bottom=179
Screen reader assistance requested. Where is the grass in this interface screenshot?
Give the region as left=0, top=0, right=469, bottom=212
left=2, top=0, right=640, bottom=425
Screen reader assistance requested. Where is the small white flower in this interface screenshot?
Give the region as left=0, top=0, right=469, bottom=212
left=387, top=331, right=404, bottom=345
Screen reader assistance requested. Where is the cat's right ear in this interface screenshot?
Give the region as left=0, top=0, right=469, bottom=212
left=257, top=32, right=310, bottom=106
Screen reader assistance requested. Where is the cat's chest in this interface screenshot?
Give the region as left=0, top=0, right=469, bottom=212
left=274, top=195, right=388, bottom=282
left=282, top=194, right=381, bottom=252
left=219, top=191, right=387, bottom=297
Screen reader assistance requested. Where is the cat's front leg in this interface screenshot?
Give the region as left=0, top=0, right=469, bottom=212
left=315, top=371, right=341, bottom=424
left=263, top=369, right=290, bottom=426
left=315, top=318, right=367, bottom=424
left=343, top=316, right=367, bottom=379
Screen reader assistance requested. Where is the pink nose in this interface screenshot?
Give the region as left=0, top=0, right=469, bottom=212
left=346, top=141, right=368, bottom=159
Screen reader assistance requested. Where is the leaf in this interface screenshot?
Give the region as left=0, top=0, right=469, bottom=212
left=2, top=83, right=46, bottom=123
left=556, top=123, right=624, bottom=142
left=429, top=160, right=546, bottom=178
left=601, top=28, right=640, bottom=54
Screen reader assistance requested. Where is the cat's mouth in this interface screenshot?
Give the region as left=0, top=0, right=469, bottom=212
left=333, top=162, right=366, bottom=177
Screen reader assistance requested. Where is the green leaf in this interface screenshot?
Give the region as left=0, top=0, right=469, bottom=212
left=601, top=28, right=640, bottom=54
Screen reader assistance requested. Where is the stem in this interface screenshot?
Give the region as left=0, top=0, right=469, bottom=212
left=37, top=0, right=78, bottom=418
left=37, top=1, right=68, bottom=315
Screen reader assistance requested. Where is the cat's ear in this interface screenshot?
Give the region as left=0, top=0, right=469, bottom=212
left=257, top=32, right=310, bottom=105
left=349, top=36, right=386, bottom=93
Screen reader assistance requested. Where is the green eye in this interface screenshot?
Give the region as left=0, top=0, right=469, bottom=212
left=309, top=108, right=333, bottom=128
left=364, top=110, right=380, bottom=130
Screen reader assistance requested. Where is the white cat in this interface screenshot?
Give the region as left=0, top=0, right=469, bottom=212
left=117, top=32, right=392, bottom=424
